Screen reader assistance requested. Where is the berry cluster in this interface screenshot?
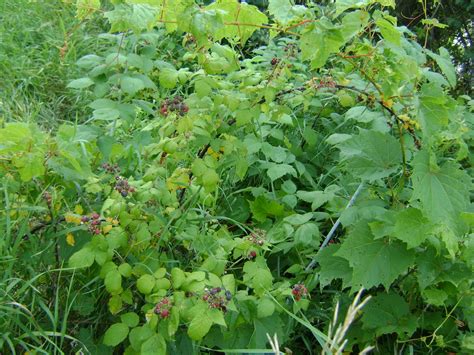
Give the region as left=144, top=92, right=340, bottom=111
left=114, top=176, right=135, bottom=197
left=291, top=283, right=308, bottom=301
left=245, top=228, right=266, bottom=246
left=271, top=57, right=279, bottom=66
left=159, top=96, right=189, bottom=116
left=101, top=162, right=120, bottom=174
left=316, top=77, right=336, bottom=89
left=202, top=287, right=232, bottom=312
left=154, top=297, right=172, bottom=319
left=81, top=212, right=102, bottom=235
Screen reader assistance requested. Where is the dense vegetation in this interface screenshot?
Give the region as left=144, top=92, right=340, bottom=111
left=0, top=0, right=472, bottom=354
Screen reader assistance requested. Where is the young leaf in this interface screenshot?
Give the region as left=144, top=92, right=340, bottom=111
left=103, top=322, right=129, bottom=346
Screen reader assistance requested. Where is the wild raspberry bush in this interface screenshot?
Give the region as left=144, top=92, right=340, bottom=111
left=0, top=1, right=472, bottom=354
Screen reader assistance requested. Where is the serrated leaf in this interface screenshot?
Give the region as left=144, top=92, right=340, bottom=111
left=426, top=48, right=457, bottom=87
left=69, top=247, right=95, bottom=268
left=121, top=76, right=145, bottom=95
left=266, top=163, right=297, bottom=182
left=411, top=150, right=471, bottom=236
left=268, top=0, right=295, bottom=25
left=206, top=0, right=268, bottom=44
left=362, top=292, right=418, bottom=336
left=294, top=222, right=320, bottom=246
left=187, top=311, right=213, bottom=340
left=336, top=130, right=402, bottom=181
left=393, top=208, right=434, bottom=248
left=159, top=68, right=178, bottom=89
left=103, top=322, right=129, bottom=346
left=141, top=334, right=166, bottom=355
left=336, top=222, right=415, bottom=290
left=316, top=244, right=352, bottom=288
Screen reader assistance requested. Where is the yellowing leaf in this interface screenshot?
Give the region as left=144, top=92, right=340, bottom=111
left=103, top=224, right=113, bottom=234
left=66, top=233, right=76, bottom=246
left=65, top=213, right=82, bottom=225
left=74, top=205, right=84, bottom=215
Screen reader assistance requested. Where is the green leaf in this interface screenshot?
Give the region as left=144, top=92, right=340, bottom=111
left=105, top=4, right=159, bottom=33
left=137, top=274, right=156, bottom=294
left=69, top=247, right=95, bottom=268
left=416, top=83, right=452, bottom=135
left=76, top=0, right=101, bottom=20
left=257, top=297, right=275, bottom=318
left=266, top=163, right=297, bottom=182
left=105, top=269, right=122, bottom=294
left=336, top=222, right=415, bottom=290
left=121, top=312, right=140, bottom=328
left=392, top=208, right=434, bottom=248
left=268, top=0, right=295, bottom=25
left=316, top=244, right=353, bottom=288
left=121, top=76, right=145, bottom=95
left=300, top=19, right=344, bottom=69
left=294, top=223, right=320, bottom=246
left=411, top=150, right=471, bottom=235
left=362, top=292, right=418, bottom=336
left=171, top=267, right=186, bottom=289
left=206, top=0, right=268, bottom=44
left=159, top=68, right=178, bottom=89
left=376, top=17, right=401, bottom=45
left=141, top=334, right=166, bottom=355
left=188, top=309, right=213, bottom=340
left=67, top=77, right=94, bottom=89
left=129, top=326, right=154, bottom=351
left=335, top=130, right=402, bottom=181
left=118, top=263, right=133, bottom=277
left=426, top=48, right=457, bottom=87
left=103, top=322, right=129, bottom=347
left=422, top=288, right=448, bottom=306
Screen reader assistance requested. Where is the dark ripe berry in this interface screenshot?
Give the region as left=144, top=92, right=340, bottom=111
left=160, top=309, right=170, bottom=318
left=210, top=288, right=218, bottom=295
left=91, top=220, right=100, bottom=226
left=271, top=57, right=278, bottom=65
left=182, top=105, right=189, bottom=113
left=248, top=251, right=257, bottom=259
left=202, top=294, right=209, bottom=301
left=121, top=191, right=128, bottom=197
left=129, top=187, right=135, bottom=193
left=160, top=106, right=168, bottom=116
left=225, top=290, right=232, bottom=301
left=292, top=289, right=299, bottom=296
left=221, top=305, right=227, bottom=313
left=91, top=213, right=100, bottom=220
left=161, top=298, right=169, bottom=304
left=154, top=306, right=161, bottom=315
left=81, top=216, right=90, bottom=223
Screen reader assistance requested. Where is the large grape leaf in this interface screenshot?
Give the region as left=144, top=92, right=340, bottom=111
left=392, top=208, right=435, bottom=249
left=335, top=130, right=402, bottom=181
left=316, top=244, right=352, bottom=288
left=362, top=292, right=418, bottom=337
left=411, top=150, right=471, bottom=237
left=300, top=18, right=345, bottom=69
left=416, top=83, right=454, bottom=136
left=336, top=222, right=415, bottom=290
left=207, top=0, right=268, bottom=44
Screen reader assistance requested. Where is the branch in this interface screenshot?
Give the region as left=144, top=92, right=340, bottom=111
left=305, top=183, right=364, bottom=272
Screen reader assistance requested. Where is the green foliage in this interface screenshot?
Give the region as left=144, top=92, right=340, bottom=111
left=1, top=0, right=472, bottom=354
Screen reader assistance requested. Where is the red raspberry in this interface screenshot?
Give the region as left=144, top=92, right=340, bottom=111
left=160, top=309, right=170, bottom=318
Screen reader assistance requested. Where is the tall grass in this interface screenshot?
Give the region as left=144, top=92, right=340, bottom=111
left=0, top=0, right=106, bottom=127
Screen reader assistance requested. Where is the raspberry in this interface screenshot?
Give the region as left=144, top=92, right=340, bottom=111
left=91, top=213, right=100, bottom=220
left=248, top=251, right=257, bottom=259
left=271, top=57, right=279, bottom=65
left=160, top=309, right=170, bottom=318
